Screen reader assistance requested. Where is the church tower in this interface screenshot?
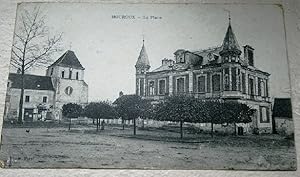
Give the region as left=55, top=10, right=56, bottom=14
left=219, top=16, right=242, bottom=63
left=135, top=39, right=150, bottom=97
left=46, top=50, right=88, bottom=120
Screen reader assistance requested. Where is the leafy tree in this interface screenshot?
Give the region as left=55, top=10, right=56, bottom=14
left=139, top=99, right=153, bottom=128
left=84, top=102, right=117, bottom=132
left=194, top=100, right=254, bottom=136
left=152, top=95, right=197, bottom=139
left=62, top=103, right=82, bottom=131
left=12, top=6, right=62, bottom=123
left=114, top=95, right=143, bottom=135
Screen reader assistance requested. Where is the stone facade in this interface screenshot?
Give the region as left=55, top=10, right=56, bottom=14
left=135, top=19, right=272, bottom=134
left=4, top=50, right=88, bottom=122
left=46, top=50, right=88, bottom=120
left=4, top=74, right=56, bottom=122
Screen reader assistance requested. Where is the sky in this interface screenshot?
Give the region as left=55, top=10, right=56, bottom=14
left=15, top=3, right=291, bottom=102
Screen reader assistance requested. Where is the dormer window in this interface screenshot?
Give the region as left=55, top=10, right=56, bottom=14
left=214, top=55, right=219, bottom=60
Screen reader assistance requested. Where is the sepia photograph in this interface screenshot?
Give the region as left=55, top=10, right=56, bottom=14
left=0, top=2, right=296, bottom=170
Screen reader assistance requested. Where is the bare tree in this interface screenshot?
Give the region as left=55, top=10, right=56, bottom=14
left=11, top=6, right=62, bottom=123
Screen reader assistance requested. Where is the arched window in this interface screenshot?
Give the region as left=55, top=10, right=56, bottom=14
left=76, top=72, right=79, bottom=80
left=61, top=71, right=65, bottom=78
left=69, top=70, right=72, bottom=79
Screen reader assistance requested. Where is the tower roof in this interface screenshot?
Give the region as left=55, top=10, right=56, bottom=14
left=220, top=20, right=241, bottom=55
left=49, top=50, right=85, bottom=69
left=135, top=42, right=150, bottom=68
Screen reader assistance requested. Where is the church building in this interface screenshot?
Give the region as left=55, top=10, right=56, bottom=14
left=4, top=50, right=88, bottom=122
left=135, top=18, right=272, bottom=133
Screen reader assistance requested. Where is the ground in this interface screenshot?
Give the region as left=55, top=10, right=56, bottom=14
left=0, top=123, right=296, bottom=170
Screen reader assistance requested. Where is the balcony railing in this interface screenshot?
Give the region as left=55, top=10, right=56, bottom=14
left=143, top=91, right=270, bottom=102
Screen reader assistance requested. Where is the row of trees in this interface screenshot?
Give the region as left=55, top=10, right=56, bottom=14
left=152, top=95, right=254, bottom=138
left=62, top=95, right=254, bottom=138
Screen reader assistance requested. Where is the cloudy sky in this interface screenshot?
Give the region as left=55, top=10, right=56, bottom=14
left=15, top=3, right=290, bottom=101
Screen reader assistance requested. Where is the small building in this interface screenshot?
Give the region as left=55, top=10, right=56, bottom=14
left=4, top=73, right=55, bottom=122
left=273, top=98, right=293, bottom=135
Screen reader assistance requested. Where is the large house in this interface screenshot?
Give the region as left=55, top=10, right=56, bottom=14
left=4, top=50, right=88, bottom=122
left=135, top=18, right=272, bottom=133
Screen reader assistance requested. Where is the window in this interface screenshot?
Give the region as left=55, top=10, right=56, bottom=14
left=76, top=72, right=79, bottom=80
left=176, top=78, right=185, bottom=94
left=159, top=80, right=166, bottom=95
left=261, top=81, right=265, bottom=97
left=242, top=73, right=246, bottom=94
left=197, top=76, right=205, bottom=93
left=149, top=81, right=155, bottom=96
left=258, top=78, right=262, bottom=96
left=249, top=77, right=254, bottom=96
left=207, top=73, right=211, bottom=93
left=25, top=96, right=30, bottom=102
left=69, top=70, right=72, bottom=79
left=266, top=80, right=269, bottom=97
left=65, top=86, right=73, bottom=95
left=232, top=67, right=237, bottom=91
left=260, top=106, right=270, bottom=123
left=238, top=69, right=241, bottom=91
left=212, top=74, right=221, bottom=92
left=43, top=96, right=47, bottom=103
left=136, top=79, right=139, bottom=95
left=224, top=68, right=229, bottom=91
left=50, top=68, right=54, bottom=76
left=61, top=71, right=65, bottom=78
left=140, top=79, right=144, bottom=96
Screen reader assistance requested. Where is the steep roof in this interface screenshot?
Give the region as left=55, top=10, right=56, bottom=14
left=219, top=21, right=241, bottom=55
left=273, top=98, right=292, bottom=118
left=135, top=43, right=150, bottom=68
left=8, top=73, right=55, bottom=91
left=49, top=50, right=84, bottom=69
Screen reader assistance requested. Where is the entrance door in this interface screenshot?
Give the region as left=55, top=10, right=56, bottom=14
left=24, top=108, right=34, bottom=122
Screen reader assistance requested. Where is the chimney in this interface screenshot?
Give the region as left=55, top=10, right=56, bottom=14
left=119, top=91, right=124, bottom=97
left=162, top=58, right=174, bottom=66
left=243, top=45, right=254, bottom=66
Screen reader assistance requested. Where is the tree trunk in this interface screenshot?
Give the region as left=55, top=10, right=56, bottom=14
left=180, top=120, right=183, bottom=139
left=211, top=122, right=214, bottom=137
left=142, top=119, right=145, bottom=129
left=68, top=117, right=71, bottom=131
left=96, top=118, right=99, bottom=132
left=133, top=118, right=136, bottom=135
left=101, top=120, right=105, bottom=130
left=122, top=119, right=125, bottom=130
left=234, top=123, right=237, bottom=136
left=18, top=73, right=25, bottom=124
left=93, top=118, right=95, bottom=125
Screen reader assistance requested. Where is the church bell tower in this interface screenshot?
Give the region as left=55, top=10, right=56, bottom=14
left=135, top=39, right=150, bottom=97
